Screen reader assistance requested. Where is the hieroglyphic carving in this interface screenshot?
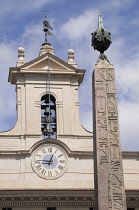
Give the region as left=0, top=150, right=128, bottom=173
left=112, top=172, right=124, bottom=209
left=97, top=96, right=106, bottom=113
left=96, top=82, right=105, bottom=96
left=106, top=68, right=115, bottom=80
left=96, top=68, right=106, bottom=81
left=109, top=119, right=126, bottom=209
left=110, top=144, right=120, bottom=164
left=106, top=68, right=116, bottom=93
left=97, top=118, right=107, bottom=139
left=107, top=66, right=126, bottom=209
left=99, top=143, right=108, bottom=165
left=93, top=62, right=127, bottom=210
left=96, top=68, right=108, bottom=168
left=106, top=80, right=116, bottom=93
left=93, top=67, right=110, bottom=210
left=109, top=121, right=119, bottom=141
left=108, top=96, right=118, bottom=118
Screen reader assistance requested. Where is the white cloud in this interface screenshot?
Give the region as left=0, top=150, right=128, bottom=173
left=19, top=22, right=43, bottom=60
left=59, top=9, right=98, bottom=41
left=0, top=41, right=17, bottom=131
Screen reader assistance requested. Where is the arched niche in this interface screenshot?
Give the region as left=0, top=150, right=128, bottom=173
left=41, top=94, right=56, bottom=139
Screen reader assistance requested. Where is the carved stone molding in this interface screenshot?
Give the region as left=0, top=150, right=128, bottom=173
left=0, top=189, right=138, bottom=208
left=0, top=189, right=94, bottom=207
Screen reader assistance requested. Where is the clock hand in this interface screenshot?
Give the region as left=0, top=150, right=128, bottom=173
left=48, top=155, right=53, bottom=165
left=35, top=160, right=53, bottom=164
left=48, top=149, right=57, bottom=165
left=42, top=160, right=53, bottom=164
left=43, top=162, right=53, bottom=165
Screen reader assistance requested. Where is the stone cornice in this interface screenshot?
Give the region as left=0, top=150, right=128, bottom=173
left=0, top=149, right=139, bottom=158
left=0, top=149, right=93, bottom=156
left=0, top=189, right=94, bottom=207
left=0, top=189, right=138, bottom=208
left=122, top=151, right=139, bottom=158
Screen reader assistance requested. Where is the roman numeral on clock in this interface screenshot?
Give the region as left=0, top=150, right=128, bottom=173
left=36, top=164, right=42, bottom=171
left=48, top=171, right=52, bottom=177
left=58, top=154, right=63, bottom=158
left=41, top=148, right=46, bottom=154
left=47, top=147, right=52, bottom=153
left=41, top=169, right=46, bottom=176
left=35, top=160, right=41, bottom=164
left=55, top=170, right=59, bottom=176
left=59, top=160, right=66, bottom=163
left=35, top=154, right=42, bottom=158
left=58, top=165, right=64, bottom=170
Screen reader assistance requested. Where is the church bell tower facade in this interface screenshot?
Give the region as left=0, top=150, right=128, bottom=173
left=0, top=30, right=94, bottom=208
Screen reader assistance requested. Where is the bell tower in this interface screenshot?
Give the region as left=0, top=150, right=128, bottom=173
left=0, top=18, right=93, bottom=209
left=7, top=16, right=93, bottom=148
left=8, top=42, right=92, bottom=147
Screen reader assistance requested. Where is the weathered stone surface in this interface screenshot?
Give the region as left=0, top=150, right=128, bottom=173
left=93, top=59, right=127, bottom=209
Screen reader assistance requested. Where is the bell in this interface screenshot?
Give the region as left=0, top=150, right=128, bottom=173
left=41, top=126, right=47, bottom=134
left=43, top=127, right=47, bottom=133
left=41, top=117, right=46, bottom=122
left=44, top=107, right=52, bottom=116
left=46, top=123, right=54, bottom=135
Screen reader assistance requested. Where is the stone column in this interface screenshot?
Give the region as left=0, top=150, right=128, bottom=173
left=93, top=59, right=127, bottom=210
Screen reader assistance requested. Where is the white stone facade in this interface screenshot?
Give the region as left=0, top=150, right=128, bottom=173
left=0, top=44, right=138, bottom=209
left=0, top=44, right=94, bottom=209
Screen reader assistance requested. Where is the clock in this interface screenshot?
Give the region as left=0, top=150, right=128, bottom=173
left=32, top=144, right=68, bottom=179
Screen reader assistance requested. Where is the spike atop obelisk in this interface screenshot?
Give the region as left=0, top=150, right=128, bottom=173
left=98, top=12, right=104, bottom=29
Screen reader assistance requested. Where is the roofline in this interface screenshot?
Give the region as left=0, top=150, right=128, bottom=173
left=19, top=52, right=78, bottom=71
left=122, top=151, right=139, bottom=158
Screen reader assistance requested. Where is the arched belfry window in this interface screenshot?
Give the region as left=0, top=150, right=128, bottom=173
left=41, top=94, right=56, bottom=139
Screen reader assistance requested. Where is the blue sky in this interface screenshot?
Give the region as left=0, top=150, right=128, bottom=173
left=0, top=0, right=139, bottom=151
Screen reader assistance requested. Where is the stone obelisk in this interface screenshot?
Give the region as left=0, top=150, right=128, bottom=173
left=92, top=13, right=127, bottom=210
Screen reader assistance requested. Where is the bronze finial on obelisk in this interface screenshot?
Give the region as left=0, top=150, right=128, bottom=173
left=91, top=12, right=112, bottom=64
left=91, top=13, right=127, bottom=210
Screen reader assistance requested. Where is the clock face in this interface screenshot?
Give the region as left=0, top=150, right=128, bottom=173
left=32, top=144, right=68, bottom=179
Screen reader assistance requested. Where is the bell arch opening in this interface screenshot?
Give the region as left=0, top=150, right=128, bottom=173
left=41, top=94, right=56, bottom=139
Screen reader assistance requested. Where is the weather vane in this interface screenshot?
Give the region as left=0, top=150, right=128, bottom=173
left=43, top=15, right=53, bottom=42
left=42, top=11, right=53, bottom=43
left=91, top=12, right=112, bottom=63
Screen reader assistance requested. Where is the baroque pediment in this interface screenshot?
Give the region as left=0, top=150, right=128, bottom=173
left=20, top=52, right=77, bottom=72
left=9, top=52, right=86, bottom=85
